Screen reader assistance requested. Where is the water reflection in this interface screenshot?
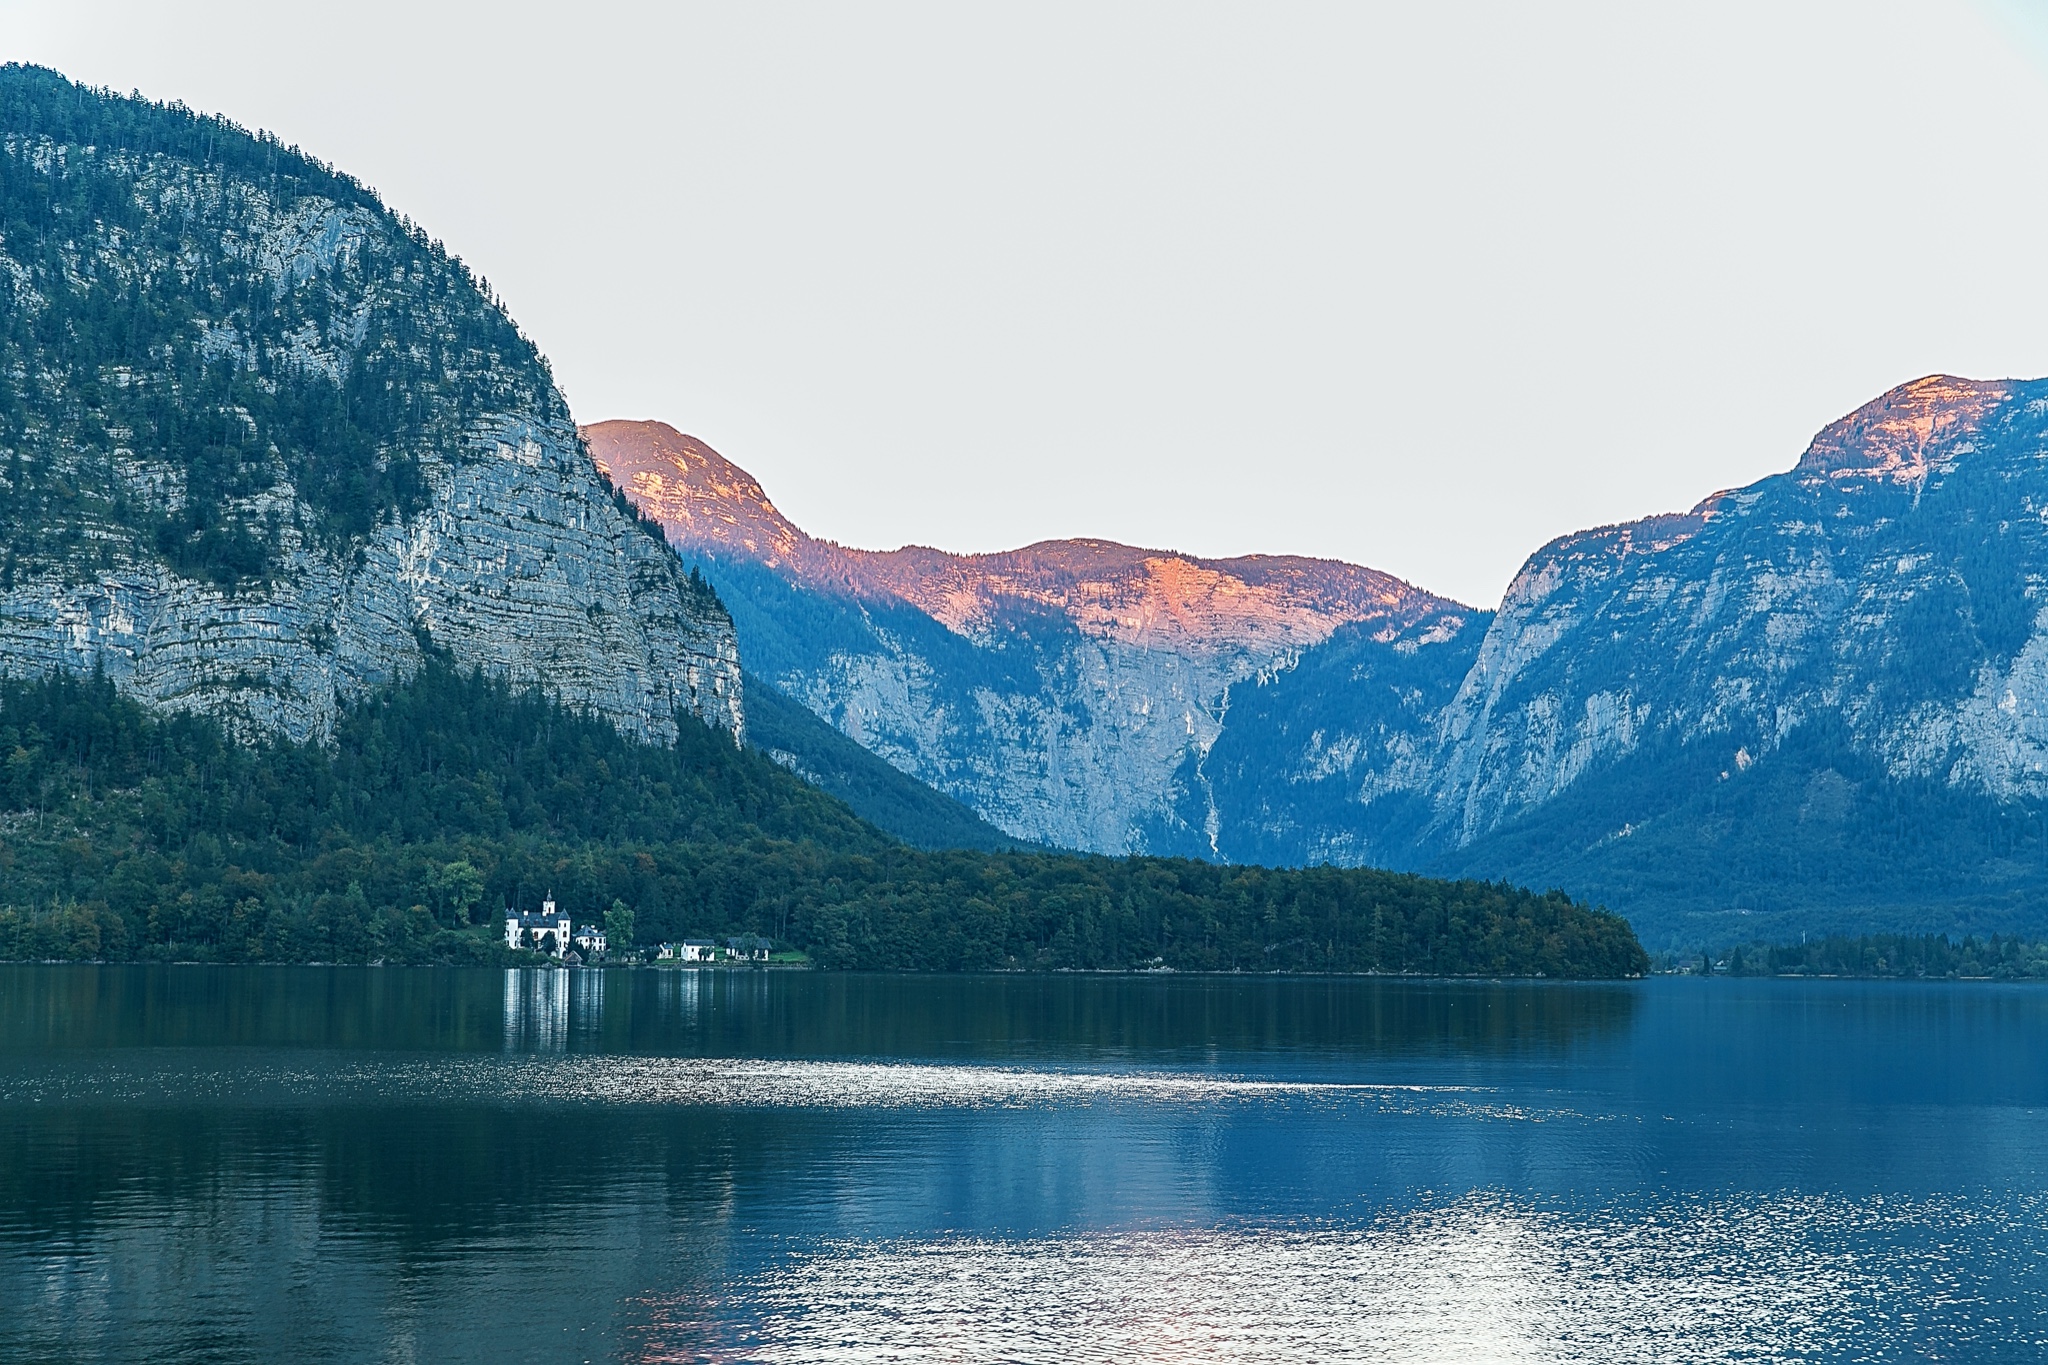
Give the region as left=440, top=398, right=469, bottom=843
left=0, top=965, right=1641, bottom=1061
left=502, top=967, right=569, bottom=1051
left=4, top=969, right=2048, bottom=1363
left=573, top=967, right=605, bottom=1036
left=655, top=965, right=700, bottom=1025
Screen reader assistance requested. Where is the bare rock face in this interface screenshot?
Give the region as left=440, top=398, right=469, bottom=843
left=1203, top=376, right=2048, bottom=828
left=589, top=377, right=2048, bottom=945
left=0, top=71, right=741, bottom=744
left=583, top=419, right=1474, bottom=853
left=0, top=416, right=743, bottom=744
left=1426, top=375, right=2034, bottom=842
left=1206, top=372, right=2048, bottom=944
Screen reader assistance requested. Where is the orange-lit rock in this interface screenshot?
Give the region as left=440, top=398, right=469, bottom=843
left=581, top=419, right=1460, bottom=654
left=1795, top=374, right=2010, bottom=482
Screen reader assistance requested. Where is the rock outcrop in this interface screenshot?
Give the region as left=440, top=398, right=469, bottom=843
left=583, top=420, right=1474, bottom=852
left=0, top=68, right=742, bottom=744
left=1188, top=375, right=2048, bottom=942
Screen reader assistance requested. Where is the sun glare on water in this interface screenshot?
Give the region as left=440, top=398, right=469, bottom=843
left=628, top=1192, right=2027, bottom=1364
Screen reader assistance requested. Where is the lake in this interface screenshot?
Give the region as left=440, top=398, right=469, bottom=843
left=1, top=966, right=2044, bottom=1363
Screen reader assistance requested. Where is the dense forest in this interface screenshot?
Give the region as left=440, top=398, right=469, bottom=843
left=1710, top=934, right=2048, bottom=980
left=1442, top=714, right=2048, bottom=951
left=0, top=663, right=1648, bottom=976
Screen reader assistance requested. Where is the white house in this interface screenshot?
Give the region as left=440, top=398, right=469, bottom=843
left=726, top=934, right=772, bottom=961
left=506, top=895, right=573, bottom=957
left=573, top=924, right=608, bottom=956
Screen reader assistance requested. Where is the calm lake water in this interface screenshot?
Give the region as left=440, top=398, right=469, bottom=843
left=1, top=967, right=2044, bottom=1363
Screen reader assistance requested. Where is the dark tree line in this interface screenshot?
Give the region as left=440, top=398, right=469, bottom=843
left=0, top=665, right=1648, bottom=977
left=1712, top=934, right=2048, bottom=980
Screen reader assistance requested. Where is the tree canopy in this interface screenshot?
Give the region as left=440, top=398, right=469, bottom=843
left=0, top=664, right=1647, bottom=976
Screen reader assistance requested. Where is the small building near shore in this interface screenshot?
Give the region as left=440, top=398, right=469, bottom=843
left=727, top=934, right=772, bottom=961
left=655, top=939, right=721, bottom=963
left=573, top=925, right=607, bottom=957
left=506, top=896, right=573, bottom=957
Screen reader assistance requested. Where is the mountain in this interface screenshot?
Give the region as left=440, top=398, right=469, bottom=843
left=1415, top=375, right=2048, bottom=945
left=582, top=419, right=1482, bottom=854
left=0, top=68, right=1651, bottom=979
left=589, top=378, right=2048, bottom=948
left=740, top=673, right=1030, bottom=852
left=1188, top=374, right=2048, bottom=945
left=0, top=66, right=740, bottom=743
left=22, top=62, right=2024, bottom=953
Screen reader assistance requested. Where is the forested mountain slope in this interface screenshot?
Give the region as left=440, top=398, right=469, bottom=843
left=0, top=664, right=1647, bottom=977
left=0, top=67, right=1650, bottom=978
left=0, top=67, right=740, bottom=742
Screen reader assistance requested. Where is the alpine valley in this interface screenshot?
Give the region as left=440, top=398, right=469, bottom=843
left=12, top=59, right=2048, bottom=962
left=588, top=378, right=2048, bottom=950
left=0, top=67, right=1644, bottom=978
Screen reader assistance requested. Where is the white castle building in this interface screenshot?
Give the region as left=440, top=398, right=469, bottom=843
left=506, top=895, right=573, bottom=957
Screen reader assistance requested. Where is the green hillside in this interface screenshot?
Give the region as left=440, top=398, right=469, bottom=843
left=0, top=663, right=1646, bottom=976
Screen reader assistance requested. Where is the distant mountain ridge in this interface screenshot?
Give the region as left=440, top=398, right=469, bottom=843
left=583, top=419, right=1480, bottom=855
left=1399, top=374, right=2048, bottom=944
left=583, top=420, right=1467, bottom=655
left=590, top=376, right=2048, bottom=948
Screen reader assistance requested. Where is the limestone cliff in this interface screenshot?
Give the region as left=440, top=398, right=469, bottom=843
left=1190, top=374, right=2048, bottom=943
left=582, top=419, right=1474, bottom=852
left=0, top=68, right=742, bottom=743
left=587, top=376, right=2048, bottom=946
left=1424, top=375, right=2039, bottom=838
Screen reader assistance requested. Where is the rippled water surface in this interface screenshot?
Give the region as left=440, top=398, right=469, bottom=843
left=2, top=967, right=2045, bottom=1362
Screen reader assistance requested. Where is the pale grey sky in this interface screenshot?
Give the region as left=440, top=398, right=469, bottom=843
left=8, top=1, right=2048, bottom=606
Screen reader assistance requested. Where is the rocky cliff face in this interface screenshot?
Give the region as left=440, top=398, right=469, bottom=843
left=582, top=419, right=1474, bottom=852
left=589, top=376, right=2048, bottom=945
left=0, top=69, right=741, bottom=743
left=1424, top=375, right=2041, bottom=832
left=1186, top=374, right=2048, bottom=943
